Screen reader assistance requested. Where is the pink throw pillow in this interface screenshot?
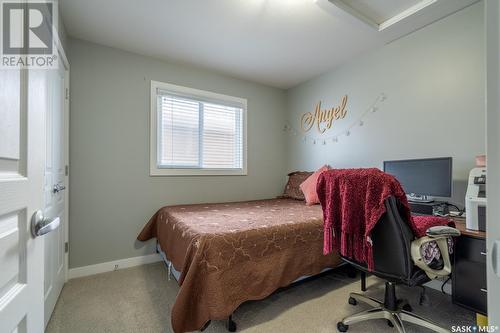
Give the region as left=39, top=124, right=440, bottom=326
left=300, top=165, right=330, bottom=205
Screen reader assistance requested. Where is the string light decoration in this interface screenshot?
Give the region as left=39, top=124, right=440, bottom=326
left=283, top=93, right=387, bottom=145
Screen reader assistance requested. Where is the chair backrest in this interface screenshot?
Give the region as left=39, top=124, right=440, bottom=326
left=340, top=196, right=433, bottom=285
left=370, top=196, right=416, bottom=281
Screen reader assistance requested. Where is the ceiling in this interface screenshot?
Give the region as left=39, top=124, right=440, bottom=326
left=341, top=0, right=425, bottom=24
left=60, top=0, right=478, bottom=89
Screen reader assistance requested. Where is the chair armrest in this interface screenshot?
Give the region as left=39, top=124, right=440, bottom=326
left=426, top=226, right=461, bottom=238
left=411, top=234, right=455, bottom=279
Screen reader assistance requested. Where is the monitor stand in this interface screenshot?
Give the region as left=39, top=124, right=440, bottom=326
left=407, top=194, right=434, bottom=203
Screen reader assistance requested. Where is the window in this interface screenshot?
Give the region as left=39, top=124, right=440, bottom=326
left=150, top=81, right=247, bottom=176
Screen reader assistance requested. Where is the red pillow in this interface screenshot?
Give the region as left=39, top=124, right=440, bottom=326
left=300, top=165, right=330, bottom=205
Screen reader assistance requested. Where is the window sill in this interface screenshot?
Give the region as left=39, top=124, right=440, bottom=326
left=150, top=167, right=248, bottom=176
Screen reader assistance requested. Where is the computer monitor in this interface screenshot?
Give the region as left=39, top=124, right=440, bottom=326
left=383, top=157, right=452, bottom=202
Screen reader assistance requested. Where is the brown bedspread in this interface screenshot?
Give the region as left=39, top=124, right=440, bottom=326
left=137, top=198, right=341, bottom=333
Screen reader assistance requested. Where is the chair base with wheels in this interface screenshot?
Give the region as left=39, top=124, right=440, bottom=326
left=337, top=282, right=449, bottom=333
left=330, top=197, right=459, bottom=333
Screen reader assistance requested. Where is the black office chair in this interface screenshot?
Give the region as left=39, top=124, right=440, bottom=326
left=336, top=196, right=460, bottom=333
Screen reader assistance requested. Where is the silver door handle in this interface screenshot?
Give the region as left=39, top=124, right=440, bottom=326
left=493, top=240, right=500, bottom=277
left=31, top=210, right=60, bottom=237
left=53, top=183, right=66, bottom=193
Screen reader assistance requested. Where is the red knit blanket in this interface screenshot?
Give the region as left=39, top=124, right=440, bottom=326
left=317, top=168, right=453, bottom=270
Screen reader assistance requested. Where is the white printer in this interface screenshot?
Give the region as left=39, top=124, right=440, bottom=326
left=465, top=167, right=487, bottom=231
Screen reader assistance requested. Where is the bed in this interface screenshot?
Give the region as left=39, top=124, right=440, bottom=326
left=137, top=198, right=341, bottom=333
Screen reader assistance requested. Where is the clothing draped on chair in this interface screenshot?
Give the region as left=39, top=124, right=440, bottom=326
left=317, top=168, right=453, bottom=271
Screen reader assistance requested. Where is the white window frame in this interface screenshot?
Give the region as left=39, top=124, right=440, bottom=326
left=150, top=80, right=248, bottom=176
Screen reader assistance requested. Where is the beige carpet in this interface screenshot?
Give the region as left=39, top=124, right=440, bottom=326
left=46, top=262, right=474, bottom=333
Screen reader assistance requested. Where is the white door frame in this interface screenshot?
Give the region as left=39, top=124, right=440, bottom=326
left=485, top=0, right=500, bottom=327
left=53, top=34, right=70, bottom=282
left=42, top=32, right=70, bottom=327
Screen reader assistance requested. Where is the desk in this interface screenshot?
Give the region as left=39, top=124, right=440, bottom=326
left=357, top=217, right=487, bottom=315
left=454, top=218, right=486, bottom=239
left=452, top=218, right=487, bottom=316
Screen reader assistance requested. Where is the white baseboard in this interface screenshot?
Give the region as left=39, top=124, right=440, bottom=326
left=68, top=253, right=162, bottom=279
left=68, top=253, right=453, bottom=294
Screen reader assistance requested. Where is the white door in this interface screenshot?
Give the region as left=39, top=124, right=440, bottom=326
left=0, top=67, right=47, bottom=332
left=486, top=0, right=500, bottom=327
left=43, top=54, right=68, bottom=327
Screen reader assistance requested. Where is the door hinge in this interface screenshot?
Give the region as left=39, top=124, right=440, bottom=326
left=65, top=88, right=69, bottom=100
left=65, top=242, right=69, bottom=253
left=65, top=165, right=69, bottom=176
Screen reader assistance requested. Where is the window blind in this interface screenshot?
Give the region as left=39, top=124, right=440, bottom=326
left=157, top=91, right=244, bottom=169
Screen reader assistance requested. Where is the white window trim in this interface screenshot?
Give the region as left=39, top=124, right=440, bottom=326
left=150, top=80, right=248, bottom=176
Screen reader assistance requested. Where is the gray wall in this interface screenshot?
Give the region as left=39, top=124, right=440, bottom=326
left=68, top=39, right=287, bottom=268
left=286, top=2, right=485, bottom=207
left=68, top=2, right=485, bottom=268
